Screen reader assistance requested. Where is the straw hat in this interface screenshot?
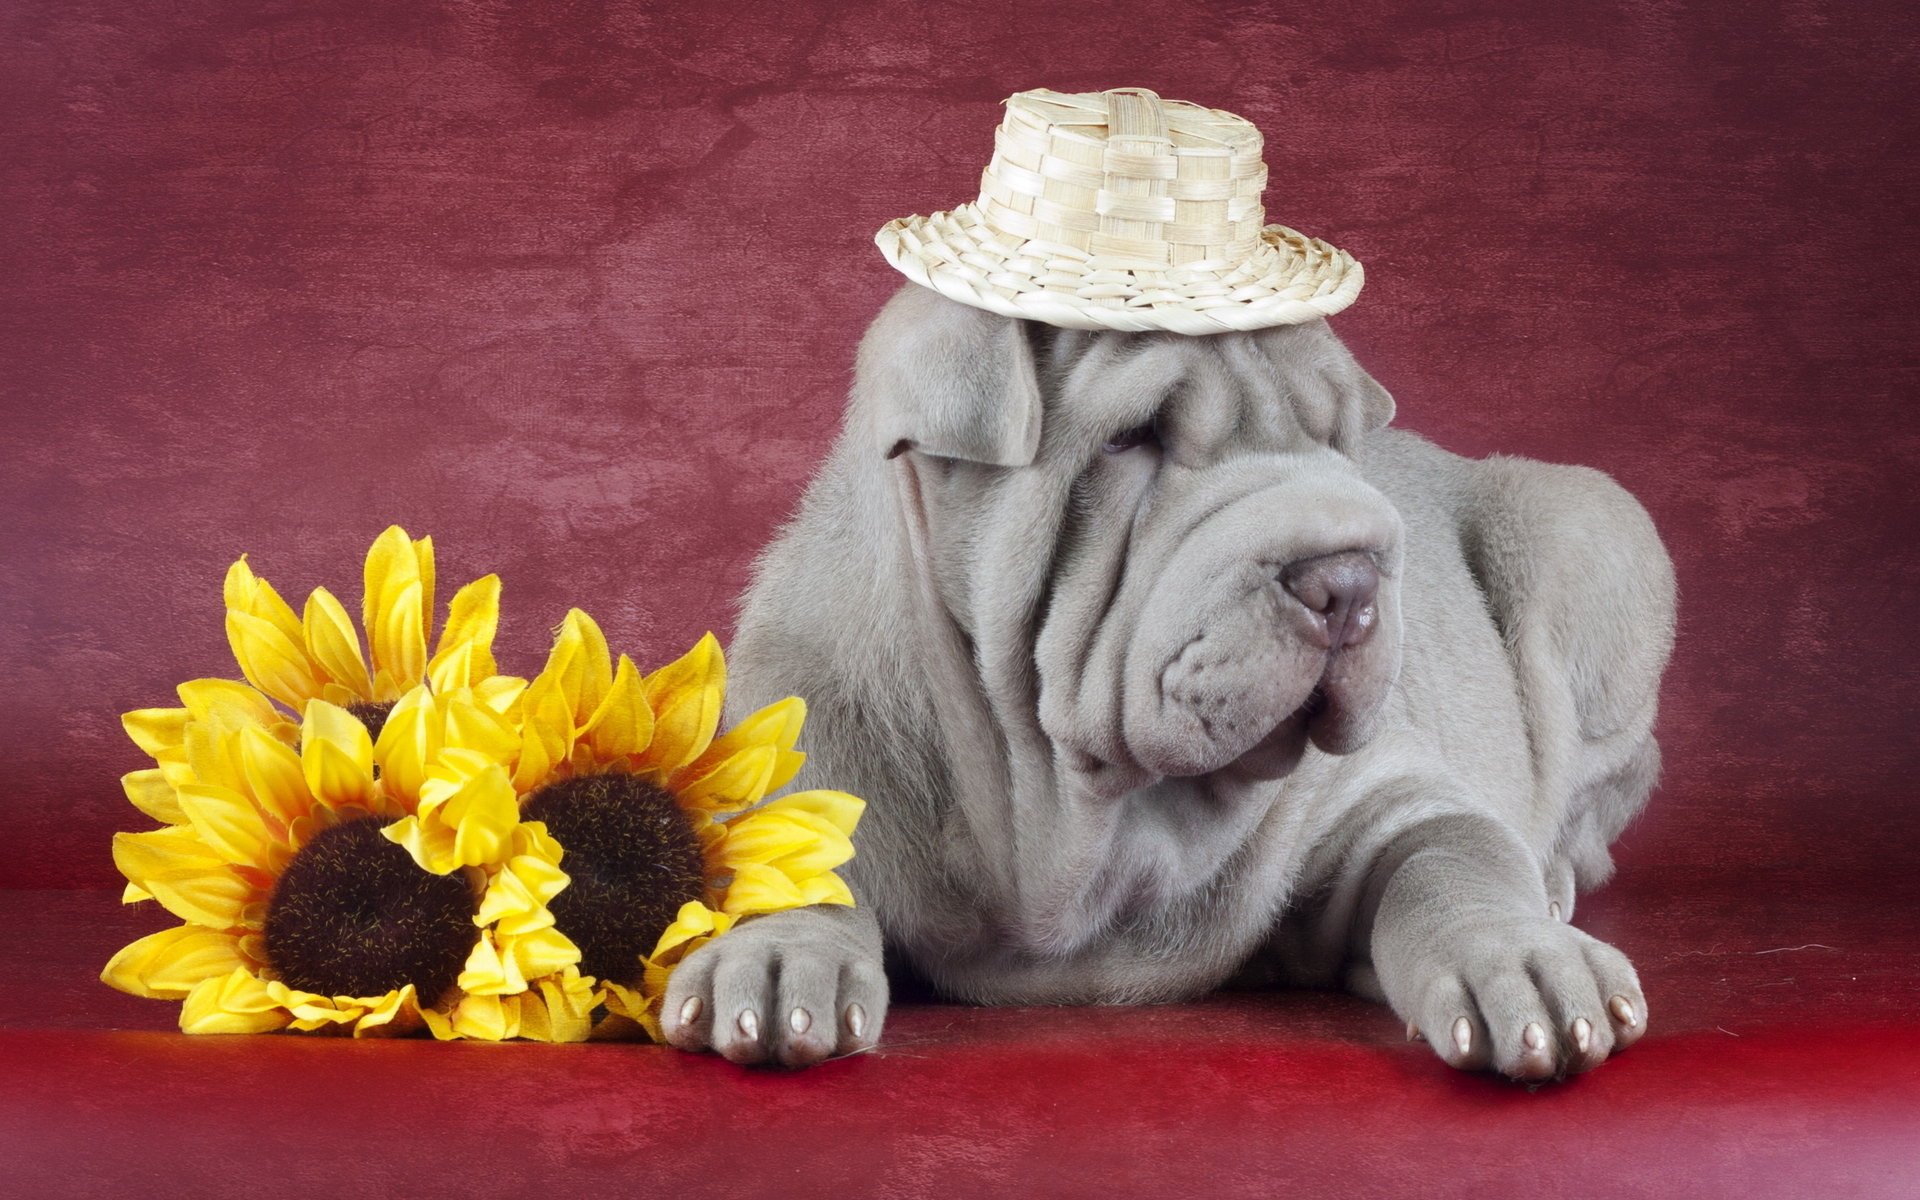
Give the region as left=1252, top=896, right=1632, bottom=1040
left=876, top=87, right=1364, bottom=335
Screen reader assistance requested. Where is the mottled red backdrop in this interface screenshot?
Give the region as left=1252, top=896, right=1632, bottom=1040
left=3, top=2, right=1916, bottom=899
left=6, top=4, right=1920, bottom=1195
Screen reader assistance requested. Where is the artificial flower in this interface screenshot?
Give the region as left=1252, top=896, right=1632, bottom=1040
left=425, top=610, right=865, bottom=1040
left=222, top=525, right=512, bottom=730
left=103, top=687, right=590, bottom=1041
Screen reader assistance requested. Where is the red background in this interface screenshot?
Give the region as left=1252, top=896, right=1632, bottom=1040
left=3, top=2, right=1917, bottom=1196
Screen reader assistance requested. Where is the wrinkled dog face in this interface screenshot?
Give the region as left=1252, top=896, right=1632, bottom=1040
left=866, top=284, right=1404, bottom=789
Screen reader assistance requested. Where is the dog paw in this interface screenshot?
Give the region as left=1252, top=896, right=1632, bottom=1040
left=659, top=904, right=886, bottom=1067
left=1401, top=918, right=1645, bottom=1081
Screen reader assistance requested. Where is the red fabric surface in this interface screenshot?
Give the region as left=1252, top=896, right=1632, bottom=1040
left=3, top=1, right=1917, bottom=1196
left=5, top=880, right=1919, bottom=1197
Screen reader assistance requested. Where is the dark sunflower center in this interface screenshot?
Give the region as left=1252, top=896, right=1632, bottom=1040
left=264, top=817, right=476, bottom=1001
left=521, top=774, right=706, bottom=984
left=345, top=701, right=396, bottom=743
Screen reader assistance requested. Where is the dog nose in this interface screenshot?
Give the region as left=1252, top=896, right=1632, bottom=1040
left=1280, top=551, right=1379, bottom=649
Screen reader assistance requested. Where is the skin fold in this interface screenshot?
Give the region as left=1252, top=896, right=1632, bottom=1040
left=662, top=283, right=1676, bottom=1080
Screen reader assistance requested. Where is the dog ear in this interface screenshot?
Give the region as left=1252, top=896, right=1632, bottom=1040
left=1354, top=366, right=1395, bottom=434
left=858, top=284, right=1044, bottom=467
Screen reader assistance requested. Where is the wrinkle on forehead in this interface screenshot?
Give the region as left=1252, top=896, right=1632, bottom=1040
left=1045, top=331, right=1189, bottom=440
left=1035, top=319, right=1357, bottom=461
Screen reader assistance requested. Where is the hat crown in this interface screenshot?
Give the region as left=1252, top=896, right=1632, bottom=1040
left=977, top=87, right=1271, bottom=271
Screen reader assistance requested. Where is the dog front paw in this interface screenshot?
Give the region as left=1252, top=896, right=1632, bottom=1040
left=659, top=904, right=886, bottom=1067
left=1399, top=917, right=1646, bottom=1081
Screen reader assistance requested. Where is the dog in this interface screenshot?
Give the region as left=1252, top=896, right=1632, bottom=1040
left=659, top=282, right=1676, bottom=1080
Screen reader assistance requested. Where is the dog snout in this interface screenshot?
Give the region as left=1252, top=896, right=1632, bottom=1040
left=1279, top=551, right=1380, bottom=650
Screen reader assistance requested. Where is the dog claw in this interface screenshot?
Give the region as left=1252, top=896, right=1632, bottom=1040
left=846, top=1002, right=868, bottom=1039
left=1406, top=1019, right=1423, bottom=1043
left=1523, top=1021, right=1547, bottom=1052
left=1548, top=901, right=1561, bottom=921
left=737, top=1008, right=759, bottom=1041
left=1451, top=1016, right=1473, bottom=1057
left=1573, top=1016, right=1592, bottom=1053
left=789, top=1007, right=812, bottom=1035
left=1609, top=995, right=1637, bottom=1028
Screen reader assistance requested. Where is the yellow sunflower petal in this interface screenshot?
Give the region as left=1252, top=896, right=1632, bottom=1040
left=427, top=574, right=501, bottom=693
left=449, top=992, right=514, bottom=1041
left=441, top=690, right=520, bottom=766
left=713, top=794, right=860, bottom=878
left=762, top=788, right=867, bottom=838
left=368, top=581, right=425, bottom=700
left=112, top=825, right=221, bottom=884
left=501, top=926, right=581, bottom=983
left=181, top=968, right=291, bottom=1035
left=473, top=674, right=527, bottom=715
left=223, top=556, right=307, bottom=651
left=415, top=535, right=436, bottom=645
left=514, top=819, right=565, bottom=865
left=639, top=632, right=725, bottom=774
left=673, top=695, right=807, bottom=786
left=719, top=861, right=811, bottom=917
left=350, top=986, right=424, bottom=1038
left=367, top=687, right=434, bottom=805
left=363, top=527, right=430, bottom=698
left=393, top=749, right=518, bottom=873
left=264, top=982, right=360, bottom=1028
left=379, top=815, right=444, bottom=877
left=237, top=726, right=311, bottom=828
left=795, top=872, right=855, bottom=907
left=122, top=882, right=152, bottom=903
left=371, top=686, right=439, bottom=808
left=225, top=610, right=323, bottom=710
left=458, top=932, right=523, bottom=996
left=302, top=586, right=374, bottom=701
left=141, top=865, right=257, bottom=929
left=421, top=1005, right=455, bottom=1041
left=649, top=899, right=735, bottom=961
left=102, top=926, right=247, bottom=999
left=512, top=670, right=575, bottom=793
left=582, top=653, right=653, bottom=763
left=423, top=641, right=475, bottom=698
left=175, top=782, right=276, bottom=871
left=540, top=609, right=614, bottom=725
left=475, top=857, right=566, bottom=938
left=517, top=972, right=595, bottom=1044
left=599, top=977, right=650, bottom=1028
left=122, top=707, right=189, bottom=759
left=181, top=719, right=249, bottom=796
left=675, top=744, right=779, bottom=812
left=176, top=678, right=285, bottom=731
left=301, top=699, right=375, bottom=811
left=122, top=768, right=186, bottom=825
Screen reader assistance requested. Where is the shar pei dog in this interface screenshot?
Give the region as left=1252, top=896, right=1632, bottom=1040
left=659, top=282, right=1677, bottom=1081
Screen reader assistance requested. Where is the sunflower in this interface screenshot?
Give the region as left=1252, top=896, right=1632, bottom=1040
left=103, top=685, right=593, bottom=1041
left=222, top=525, right=511, bottom=740
left=408, top=609, right=866, bottom=1040
left=114, top=525, right=523, bottom=908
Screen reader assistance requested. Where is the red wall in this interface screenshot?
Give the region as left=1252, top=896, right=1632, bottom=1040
left=3, top=0, right=1915, bottom=888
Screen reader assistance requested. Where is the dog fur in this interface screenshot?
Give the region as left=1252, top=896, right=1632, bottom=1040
left=659, top=283, right=1676, bottom=1079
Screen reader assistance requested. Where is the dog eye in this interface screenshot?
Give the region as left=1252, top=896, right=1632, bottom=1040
left=1102, top=421, right=1158, bottom=454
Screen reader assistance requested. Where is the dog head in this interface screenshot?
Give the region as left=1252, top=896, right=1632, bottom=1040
left=859, top=282, right=1404, bottom=791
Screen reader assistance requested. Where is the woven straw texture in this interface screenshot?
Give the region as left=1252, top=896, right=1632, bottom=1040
left=876, top=87, right=1364, bottom=334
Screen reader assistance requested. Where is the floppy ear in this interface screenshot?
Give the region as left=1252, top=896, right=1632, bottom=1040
left=857, top=284, right=1044, bottom=467
left=1354, top=366, right=1395, bottom=433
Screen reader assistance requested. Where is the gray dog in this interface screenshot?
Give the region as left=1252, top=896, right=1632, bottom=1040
left=660, top=282, right=1676, bottom=1081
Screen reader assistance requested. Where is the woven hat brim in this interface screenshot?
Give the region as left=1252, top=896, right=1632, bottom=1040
left=876, top=203, right=1364, bottom=334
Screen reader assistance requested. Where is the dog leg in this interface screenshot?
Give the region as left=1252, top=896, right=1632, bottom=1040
left=1364, top=810, right=1647, bottom=1080
left=658, top=902, right=887, bottom=1067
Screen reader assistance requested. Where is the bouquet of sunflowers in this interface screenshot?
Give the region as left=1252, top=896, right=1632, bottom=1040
left=102, top=527, right=863, bottom=1042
